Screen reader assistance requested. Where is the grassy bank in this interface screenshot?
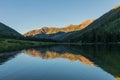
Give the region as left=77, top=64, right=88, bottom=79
left=0, top=38, right=53, bottom=53
left=1, top=39, right=120, bottom=53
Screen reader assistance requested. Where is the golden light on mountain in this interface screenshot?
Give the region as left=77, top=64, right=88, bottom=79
left=24, top=49, right=95, bottom=66
left=113, top=5, right=120, bottom=10
left=24, top=20, right=94, bottom=37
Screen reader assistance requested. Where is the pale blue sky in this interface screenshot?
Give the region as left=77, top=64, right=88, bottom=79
left=0, top=0, right=119, bottom=34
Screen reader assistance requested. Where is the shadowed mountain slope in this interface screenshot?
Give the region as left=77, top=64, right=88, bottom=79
left=24, top=20, right=94, bottom=40
left=64, top=5, right=120, bottom=43
left=0, top=22, right=22, bottom=38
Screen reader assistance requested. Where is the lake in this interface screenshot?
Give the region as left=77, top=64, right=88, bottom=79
left=0, top=44, right=120, bottom=80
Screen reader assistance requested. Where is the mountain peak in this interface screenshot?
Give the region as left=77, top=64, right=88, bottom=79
left=113, top=5, right=120, bottom=10
left=41, top=27, right=49, bottom=33
left=24, top=20, right=94, bottom=37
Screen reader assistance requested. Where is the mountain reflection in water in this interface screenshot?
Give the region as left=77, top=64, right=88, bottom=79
left=0, top=45, right=120, bottom=80
left=25, top=49, right=95, bottom=66
left=0, top=51, right=20, bottom=65
left=24, top=44, right=120, bottom=79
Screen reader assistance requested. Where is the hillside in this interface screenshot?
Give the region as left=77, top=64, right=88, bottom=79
left=63, top=5, right=120, bottom=43
left=0, top=22, right=22, bottom=38
left=24, top=20, right=94, bottom=40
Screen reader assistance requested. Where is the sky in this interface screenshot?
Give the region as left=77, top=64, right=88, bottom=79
left=0, top=0, right=119, bottom=34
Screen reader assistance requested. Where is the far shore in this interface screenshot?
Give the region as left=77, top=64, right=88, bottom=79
left=1, top=38, right=120, bottom=53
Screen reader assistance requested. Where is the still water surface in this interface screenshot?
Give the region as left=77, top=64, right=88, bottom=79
left=0, top=45, right=119, bottom=80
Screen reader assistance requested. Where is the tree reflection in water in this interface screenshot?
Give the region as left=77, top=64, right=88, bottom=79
left=24, top=44, right=120, bottom=79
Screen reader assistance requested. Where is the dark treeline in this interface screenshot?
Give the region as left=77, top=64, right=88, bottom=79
left=0, top=35, right=59, bottom=43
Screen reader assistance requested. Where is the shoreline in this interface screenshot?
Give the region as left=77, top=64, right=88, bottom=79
left=0, top=39, right=54, bottom=53
left=0, top=38, right=120, bottom=53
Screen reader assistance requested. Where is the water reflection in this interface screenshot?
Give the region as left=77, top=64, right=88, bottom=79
left=73, top=44, right=120, bottom=78
left=24, top=44, right=120, bottom=79
left=25, top=49, right=95, bottom=66
left=0, top=51, right=20, bottom=65
left=0, top=45, right=119, bottom=80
